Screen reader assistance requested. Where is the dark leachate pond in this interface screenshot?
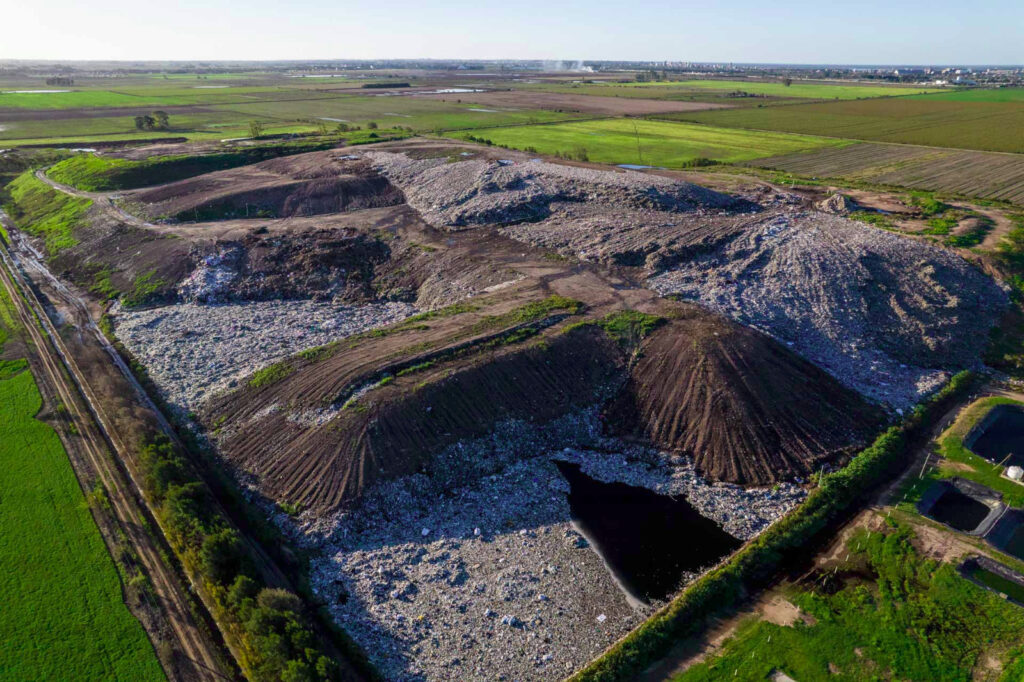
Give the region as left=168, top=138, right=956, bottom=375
left=555, top=461, right=741, bottom=603
left=968, top=405, right=1024, bottom=468
left=927, top=487, right=991, bottom=532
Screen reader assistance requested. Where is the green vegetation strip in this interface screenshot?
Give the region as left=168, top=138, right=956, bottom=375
left=0, top=360, right=164, bottom=680
left=450, top=119, right=848, bottom=168
left=675, top=522, right=1024, bottom=681
left=46, top=137, right=350, bottom=191
left=138, top=435, right=362, bottom=680
left=571, top=371, right=975, bottom=682
left=3, top=171, right=90, bottom=255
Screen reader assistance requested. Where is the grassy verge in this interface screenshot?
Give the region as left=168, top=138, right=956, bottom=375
left=674, top=521, right=1024, bottom=681
left=571, top=371, right=975, bottom=682
left=0, top=360, right=164, bottom=680
left=933, top=396, right=1024, bottom=507
left=2, top=170, right=91, bottom=256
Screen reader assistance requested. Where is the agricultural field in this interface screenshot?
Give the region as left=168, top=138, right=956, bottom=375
left=909, top=87, right=1024, bottom=102
left=0, top=86, right=586, bottom=144
left=751, top=142, right=1024, bottom=204
left=514, top=79, right=943, bottom=106
left=0, top=360, right=164, bottom=680
left=674, top=522, right=1024, bottom=682
left=618, top=79, right=946, bottom=99
left=449, top=118, right=848, bottom=167
left=661, top=97, right=1024, bottom=153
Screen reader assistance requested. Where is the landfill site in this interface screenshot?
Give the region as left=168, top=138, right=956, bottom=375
left=13, top=137, right=1008, bottom=681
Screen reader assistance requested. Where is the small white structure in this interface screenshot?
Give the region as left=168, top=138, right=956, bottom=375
left=1007, top=465, right=1024, bottom=482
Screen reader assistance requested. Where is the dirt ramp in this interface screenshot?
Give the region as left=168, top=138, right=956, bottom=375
left=213, top=326, right=625, bottom=512
left=132, top=152, right=404, bottom=222
left=607, top=312, right=885, bottom=485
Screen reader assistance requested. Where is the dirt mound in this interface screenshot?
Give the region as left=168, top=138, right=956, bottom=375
left=177, top=228, right=397, bottom=303
left=132, top=152, right=403, bottom=222
left=815, top=193, right=860, bottom=214
left=365, top=151, right=745, bottom=229
left=649, top=211, right=1007, bottom=407
left=607, top=312, right=885, bottom=485
left=208, top=326, right=625, bottom=512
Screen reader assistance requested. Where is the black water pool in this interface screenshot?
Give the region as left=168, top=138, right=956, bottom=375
left=555, top=461, right=741, bottom=603
left=927, top=488, right=991, bottom=532
left=969, top=405, right=1024, bottom=468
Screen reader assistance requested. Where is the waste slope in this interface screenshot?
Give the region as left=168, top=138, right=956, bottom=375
left=607, top=313, right=885, bottom=485
left=213, top=326, right=625, bottom=512
left=649, top=211, right=1007, bottom=407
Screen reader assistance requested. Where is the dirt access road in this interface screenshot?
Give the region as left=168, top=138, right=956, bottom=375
left=35, top=167, right=159, bottom=230
left=0, top=228, right=231, bottom=681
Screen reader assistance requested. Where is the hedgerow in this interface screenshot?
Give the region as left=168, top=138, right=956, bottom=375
left=138, top=436, right=345, bottom=681
left=570, top=370, right=976, bottom=682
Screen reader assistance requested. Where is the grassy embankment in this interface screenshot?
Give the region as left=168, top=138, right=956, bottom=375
left=450, top=118, right=848, bottom=168
left=570, top=371, right=975, bottom=682
left=918, top=396, right=1024, bottom=508
left=2, top=170, right=90, bottom=256
left=44, top=136, right=378, bottom=191
left=674, top=521, right=1024, bottom=681
left=0, top=284, right=164, bottom=680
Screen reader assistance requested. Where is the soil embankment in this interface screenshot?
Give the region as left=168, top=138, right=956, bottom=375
left=607, top=312, right=885, bottom=485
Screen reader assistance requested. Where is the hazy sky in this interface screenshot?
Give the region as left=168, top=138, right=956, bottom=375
left=4, top=0, right=1022, bottom=64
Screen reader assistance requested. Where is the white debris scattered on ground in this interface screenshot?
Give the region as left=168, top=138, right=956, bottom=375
left=294, top=438, right=803, bottom=682
left=113, top=300, right=417, bottom=412
left=364, top=151, right=740, bottom=229
left=649, top=210, right=1006, bottom=409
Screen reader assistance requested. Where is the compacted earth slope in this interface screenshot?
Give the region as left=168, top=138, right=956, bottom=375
left=608, top=312, right=884, bottom=485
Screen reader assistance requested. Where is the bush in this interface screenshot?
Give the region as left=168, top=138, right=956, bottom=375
left=200, top=528, right=248, bottom=586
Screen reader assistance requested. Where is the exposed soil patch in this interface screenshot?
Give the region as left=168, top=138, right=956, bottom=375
left=607, top=313, right=884, bottom=485
left=132, top=151, right=403, bottom=221
left=209, top=325, right=626, bottom=512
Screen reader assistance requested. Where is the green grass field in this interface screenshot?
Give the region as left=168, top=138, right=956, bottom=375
left=449, top=118, right=848, bottom=167
left=0, top=359, right=164, bottom=681
left=910, top=87, right=1024, bottom=102
left=658, top=98, right=1024, bottom=153
left=674, top=522, right=1024, bottom=682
